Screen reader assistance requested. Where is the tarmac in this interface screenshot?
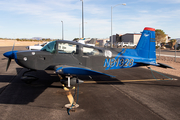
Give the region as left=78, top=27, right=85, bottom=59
left=0, top=46, right=180, bottom=120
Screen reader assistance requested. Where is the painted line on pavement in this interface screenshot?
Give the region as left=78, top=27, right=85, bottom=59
left=83, top=78, right=176, bottom=84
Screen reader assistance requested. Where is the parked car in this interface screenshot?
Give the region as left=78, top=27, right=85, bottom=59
left=26, top=42, right=49, bottom=50
left=176, top=44, right=180, bottom=50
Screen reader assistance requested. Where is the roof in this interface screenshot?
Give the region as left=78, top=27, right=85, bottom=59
left=123, top=33, right=141, bottom=35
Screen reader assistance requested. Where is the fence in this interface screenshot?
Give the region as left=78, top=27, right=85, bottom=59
left=156, top=47, right=180, bottom=63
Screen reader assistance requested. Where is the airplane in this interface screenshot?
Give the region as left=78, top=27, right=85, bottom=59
left=3, top=27, right=174, bottom=88
left=75, top=38, right=97, bottom=46
left=26, top=42, right=49, bottom=50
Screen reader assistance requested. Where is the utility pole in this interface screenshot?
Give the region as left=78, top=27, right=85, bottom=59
left=111, top=3, right=126, bottom=47
left=80, top=0, right=84, bottom=38
left=61, top=21, right=64, bottom=40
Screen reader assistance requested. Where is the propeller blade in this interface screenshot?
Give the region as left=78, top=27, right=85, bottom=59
left=6, top=58, right=11, bottom=71
left=4, top=41, right=16, bottom=72
left=12, top=41, right=15, bottom=51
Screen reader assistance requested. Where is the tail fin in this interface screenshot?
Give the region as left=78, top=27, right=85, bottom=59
left=135, top=27, right=156, bottom=60
left=88, top=38, right=97, bottom=44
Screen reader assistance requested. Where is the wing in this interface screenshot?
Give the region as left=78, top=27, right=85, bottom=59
left=55, top=65, right=115, bottom=77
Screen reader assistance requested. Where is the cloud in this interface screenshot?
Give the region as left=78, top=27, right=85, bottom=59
left=0, top=0, right=180, bottom=39
left=138, top=0, right=180, bottom=4
left=138, top=10, right=149, bottom=13
left=111, top=5, right=180, bottom=36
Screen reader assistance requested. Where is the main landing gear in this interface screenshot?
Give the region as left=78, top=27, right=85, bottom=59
left=58, top=75, right=84, bottom=115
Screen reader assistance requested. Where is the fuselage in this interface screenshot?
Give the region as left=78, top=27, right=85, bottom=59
left=10, top=40, right=146, bottom=71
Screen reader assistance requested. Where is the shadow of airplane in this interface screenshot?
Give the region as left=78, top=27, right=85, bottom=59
left=0, top=68, right=61, bottom=105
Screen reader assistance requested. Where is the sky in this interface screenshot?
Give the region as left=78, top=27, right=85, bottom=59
left=0, top=0, right=180, bottom=40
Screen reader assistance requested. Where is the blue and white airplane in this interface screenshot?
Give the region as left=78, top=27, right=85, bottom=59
left=3, top=27, right=173, bottom=87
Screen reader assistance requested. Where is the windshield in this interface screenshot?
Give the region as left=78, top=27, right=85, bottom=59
left=41, top=41, right=56, bottom=53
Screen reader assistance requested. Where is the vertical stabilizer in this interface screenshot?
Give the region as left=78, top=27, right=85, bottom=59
left=135, top=27, right=156, bottom=60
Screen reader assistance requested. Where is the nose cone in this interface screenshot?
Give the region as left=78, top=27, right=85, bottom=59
left=3, top=51, right=18, bottom=59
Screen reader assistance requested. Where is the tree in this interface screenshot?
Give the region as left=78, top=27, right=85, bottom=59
left=155, top=29, right=166, bottom=45
left=168, top=39, right=176, bottom=49
left=73, top=38, right=79, bottom=41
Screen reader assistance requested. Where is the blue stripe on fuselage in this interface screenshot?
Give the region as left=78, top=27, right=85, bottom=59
left=105, top=48, right=126, bottom=70
left=104, top=49, right=139, bottom=70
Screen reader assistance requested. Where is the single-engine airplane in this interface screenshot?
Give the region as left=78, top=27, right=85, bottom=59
left=3, top=27, right=174, bottom=88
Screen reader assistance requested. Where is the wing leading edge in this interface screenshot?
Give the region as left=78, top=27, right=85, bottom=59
left=55, top=65, right=115, bottom=77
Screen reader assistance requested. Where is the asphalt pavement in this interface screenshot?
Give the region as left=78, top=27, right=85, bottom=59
left=0, top=46, right=180, bottom=120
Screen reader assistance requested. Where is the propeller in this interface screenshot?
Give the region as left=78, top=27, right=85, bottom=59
left=3, top=51, right=15, bottom=71
left=6, top=57, right=12, bottom=71
left=12, top=41, right=15, bottom=51
left=3, top=41, right=17, bottom=71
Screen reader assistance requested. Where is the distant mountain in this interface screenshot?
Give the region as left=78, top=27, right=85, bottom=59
left=32, top=37, right=43, bottom=40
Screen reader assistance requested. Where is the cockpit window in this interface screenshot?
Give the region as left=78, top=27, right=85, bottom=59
left=41, top=41, right=56, bottom=53
left=58, top=42, right=77, bottom=54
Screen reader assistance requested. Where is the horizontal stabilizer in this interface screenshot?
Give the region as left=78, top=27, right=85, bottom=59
left=135, top=62, right=174, bottom=69
left=55, top=66, right=115, bottom=77
left=157, top=63, right=175, bottom=69
left=135, top=61, right=158, bottom=66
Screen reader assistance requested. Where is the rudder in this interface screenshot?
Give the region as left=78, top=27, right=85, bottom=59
left=135, top=27, right=156, bottom=61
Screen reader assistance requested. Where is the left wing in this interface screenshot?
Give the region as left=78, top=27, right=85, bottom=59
left=55, top=65, right=115, bottom=77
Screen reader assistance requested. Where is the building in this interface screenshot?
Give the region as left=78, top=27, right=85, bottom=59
left=109, top=33, right=141, bottom=47
left=121, top=33, right=141, bottom=45
left=96, top=38, right=109, bottom=47
left=108, top=32, right=170, bottom=48
left=165, top=34, right=169, bottom=43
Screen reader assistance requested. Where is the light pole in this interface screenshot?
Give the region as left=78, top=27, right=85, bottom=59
left=61, top=21, right=64, bottom=40
left=80, top=0, right=84, bottom=38
left=111, top=3, right=126, bottom=47
left=79, top=24, right=81, bottom=39
left=79, top=22, right=87, bottom=39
